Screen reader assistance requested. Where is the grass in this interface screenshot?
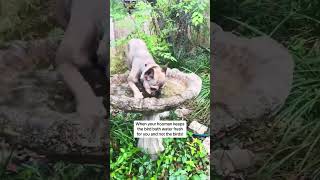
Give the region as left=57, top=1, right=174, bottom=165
left=257, top=54, right=320, bottom=179
left=171, top=48, right=211, bottom=125
left=214, top=0, right=320, bottom=179
left=0, top=0, right=56, bottom=44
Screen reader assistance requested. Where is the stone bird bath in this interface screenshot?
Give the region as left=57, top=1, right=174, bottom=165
left=111, top=68, right=202, bottom=158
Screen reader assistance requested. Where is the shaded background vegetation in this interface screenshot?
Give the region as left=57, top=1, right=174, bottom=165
left=213, top=0, right=320, bottom=179
left=0, top=0, right=104, bottom=179
left=0, top=0, right=210, bottom=179
left=0, top=0, right=59, bottom=44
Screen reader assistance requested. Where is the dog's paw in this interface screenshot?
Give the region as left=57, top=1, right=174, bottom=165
left=76, top=97, right=106, bottom=134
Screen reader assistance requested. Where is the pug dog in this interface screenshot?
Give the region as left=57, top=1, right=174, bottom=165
left=126, top=39, right=167, bottom=98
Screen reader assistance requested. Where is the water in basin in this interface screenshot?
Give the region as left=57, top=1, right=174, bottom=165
left=160, top=78, right=187, bottom=98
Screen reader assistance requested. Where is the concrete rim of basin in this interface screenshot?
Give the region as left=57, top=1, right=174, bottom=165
left=110, top=68, right=202, bottom=112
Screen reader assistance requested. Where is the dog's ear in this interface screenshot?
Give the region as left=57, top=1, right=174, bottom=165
left=161, top=63, right=169, bottom=73
left=144, top=67, right=154, bottom=80
left=140, top=64, right=158, bottom=81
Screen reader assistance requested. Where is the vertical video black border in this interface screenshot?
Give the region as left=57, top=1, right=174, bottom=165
left=209, top=0, right=214, bottom=172
left=104, top=0, right=111, bottom=178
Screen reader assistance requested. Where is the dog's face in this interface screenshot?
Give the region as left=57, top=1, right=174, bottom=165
left=142, top=66, right=167, bottom=97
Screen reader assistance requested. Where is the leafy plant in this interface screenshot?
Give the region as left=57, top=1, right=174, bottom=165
left=154, top=0, right=209, bottom=58
left=110, top=0, right=127, bottom=21
left=128, top=32, right=178, bottom=63
left=110, top=113, right=209, bottom=179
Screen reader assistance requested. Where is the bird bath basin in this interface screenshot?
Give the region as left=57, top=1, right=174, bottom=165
left=110, top=68, right=202, bottom=159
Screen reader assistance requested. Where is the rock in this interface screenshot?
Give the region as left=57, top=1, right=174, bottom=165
left=202, top=137, right=210, bottom=155
left=212, top=147, right=255, bottom=176
left=159, top=111, right=170, bottom=118
left=212, top=105, right=240, bottom=134
left=174, top=108, right=192, bottom=118
left=188, top=121, right=208, bottom=134
left=212, top=22, right=294, bottom=121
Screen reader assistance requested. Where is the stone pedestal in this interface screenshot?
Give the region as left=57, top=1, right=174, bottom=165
left=137, top=113, right=164, bottom=159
